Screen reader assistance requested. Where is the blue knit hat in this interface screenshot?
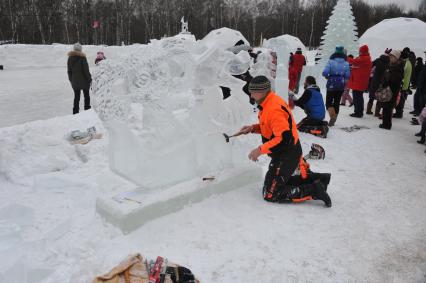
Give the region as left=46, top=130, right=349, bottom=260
left=335, top=46, right=344, bottom=55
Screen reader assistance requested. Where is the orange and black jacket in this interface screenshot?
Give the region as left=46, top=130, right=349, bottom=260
left=251, top=91, right=300, bottom=158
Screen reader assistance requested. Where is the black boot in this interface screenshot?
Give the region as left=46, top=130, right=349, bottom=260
left=350, top=113, right=363, bottom=118
left=418, top=136, right=426, bottom=144
left=308, top=173, right=331, bottom=191
left=309, top=180, right=332, bottom=207
left=296, top=180, right=332, bottom=207
left=366, top=101, right=373, bottom=114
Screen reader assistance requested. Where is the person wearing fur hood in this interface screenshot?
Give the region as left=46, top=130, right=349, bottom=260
left=67, top=43, right=92, bottom=114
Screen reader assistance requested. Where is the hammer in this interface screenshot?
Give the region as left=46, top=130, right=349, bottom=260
left=223, top=131, right=244, bottom=143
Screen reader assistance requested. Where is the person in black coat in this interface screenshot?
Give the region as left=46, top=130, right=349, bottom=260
left=368, top=54, right=390, bottom=117
left=412, top=57, right=423, bottom=88
left=379, top=50, right=404, bottom=130
left=67, top=43, right=92, bottom=114
left=412, top=65, right=426, bottom=115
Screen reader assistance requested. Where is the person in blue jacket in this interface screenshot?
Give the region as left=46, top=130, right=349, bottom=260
left=322, top=46, right=351, bottom=126
left=290, top=76, right=328, bottom=138
left=292, top=76, right=326, bottom=126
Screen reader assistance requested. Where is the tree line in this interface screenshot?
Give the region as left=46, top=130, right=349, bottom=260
left=1, top=0, right=425, bottom=47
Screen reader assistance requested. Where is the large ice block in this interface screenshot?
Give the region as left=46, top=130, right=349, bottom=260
left=96, top=166, right=263, bottom=233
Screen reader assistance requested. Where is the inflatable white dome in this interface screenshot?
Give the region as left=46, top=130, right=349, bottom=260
left=360, top=17, right=426, bottom=59
left=263, top=34, right=307, bottom=54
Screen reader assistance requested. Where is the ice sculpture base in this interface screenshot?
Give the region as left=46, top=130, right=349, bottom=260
left=96, top=166, right=263, bottom=233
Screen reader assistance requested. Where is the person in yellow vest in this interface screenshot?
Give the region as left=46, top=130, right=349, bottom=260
left=238, top=76, right=332, bottom=207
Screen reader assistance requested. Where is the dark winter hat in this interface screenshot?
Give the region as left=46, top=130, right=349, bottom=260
left=249, top=76, right=271, bottom=93
left=401, top=47, right=410, bottom=59
left=335, top=46, right=344, bottom=55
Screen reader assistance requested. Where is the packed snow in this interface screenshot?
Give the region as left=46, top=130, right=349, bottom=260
left=0, top=26, right=425, bottom=283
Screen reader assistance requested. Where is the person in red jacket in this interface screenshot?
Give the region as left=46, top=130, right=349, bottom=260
left=348, top=45, right=372, bottom=118
left=238, top=76, right=332, bottom=207
left=288, top=65, right=298, bottom=92
left=292, top=48, right=306, bottom=94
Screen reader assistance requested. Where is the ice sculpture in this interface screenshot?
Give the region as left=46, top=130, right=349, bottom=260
left=315, top=0, right=358, bottom=67
left=261, top=37, right=291, bottom=100
left=92, top=28, right=258, bottom=188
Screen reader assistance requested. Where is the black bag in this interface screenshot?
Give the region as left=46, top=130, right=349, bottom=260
left=374, top=86, right=392, bottom=102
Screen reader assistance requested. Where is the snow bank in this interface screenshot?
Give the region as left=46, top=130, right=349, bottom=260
left=360, top=17, right=426, bottom=59
left=0, top=110, right=104, bottom=184
left=0, top=110, right=115, bottom=283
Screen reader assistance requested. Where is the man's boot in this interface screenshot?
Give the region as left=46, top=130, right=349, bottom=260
left=309, top=180, right=332, bottom=207
left=327, top=107, right=337, bottom=127
left=366, top=100, right=373, bottom=114
left=393, top=112, right=403, bottom=118
left=308, top=173, right=331, bottom=191
left=290, top=180, right=332, bottom=207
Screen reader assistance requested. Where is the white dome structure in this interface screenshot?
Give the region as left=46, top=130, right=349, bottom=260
left=263, top=34, right=307, bottom=54
left=360, top=17, right=426, bottom=59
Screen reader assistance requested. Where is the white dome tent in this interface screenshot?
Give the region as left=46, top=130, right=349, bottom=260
left=263, top=34, right=307, bottom=55
left=360, top=17, right=426, bottom=59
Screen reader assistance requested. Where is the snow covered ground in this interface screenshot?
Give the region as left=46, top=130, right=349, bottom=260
left=0, top=41, right=425, bottom=283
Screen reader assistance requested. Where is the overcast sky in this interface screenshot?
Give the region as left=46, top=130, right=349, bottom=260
left=362, top=0, right=420, bottom=11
